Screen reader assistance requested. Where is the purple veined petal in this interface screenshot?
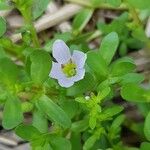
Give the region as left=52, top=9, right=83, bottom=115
left=72, top=50, right=87, bottom=69
left=52, top=39, right=71, bottom=64
left=71, top=68, right=85, bottom=82
left=49, top=62, right=65, bottom=79
left=58, top=78, right=74, bottom=88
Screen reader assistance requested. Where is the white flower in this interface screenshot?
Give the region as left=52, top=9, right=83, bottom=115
left=49, top=39, right=87, bottom=88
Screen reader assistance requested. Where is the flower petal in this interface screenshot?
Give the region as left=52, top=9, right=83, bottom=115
left=49, top=62, right=64, bottom=79
left=71, top=68, right=85, bottom=82
left=72, top=50, right=87, bottom=68
left=58, top=78, right=74, bottom=88
left=52, top=39, right=71, bottom=64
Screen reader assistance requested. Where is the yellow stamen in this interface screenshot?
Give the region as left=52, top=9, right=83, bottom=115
left=62, top=61, right=77, bottom=78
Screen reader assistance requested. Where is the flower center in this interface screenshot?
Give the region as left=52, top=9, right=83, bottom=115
left=62, top=61, right=77, bottom=78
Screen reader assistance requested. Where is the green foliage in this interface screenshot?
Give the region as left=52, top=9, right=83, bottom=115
left=71, top=119, right=89, bottom=133
left=0, top=0, right=149, bottom=149
left=37, top=95, right=71, bottom=128
left=72, top=8, right=93, bottom=35
left=0, top=1, right=11, bottom=10
left=144, top=112, right=150, bottom=141
left=32, top=0, right=50, bottom=19
left=106, top=0, right=121, bottom=7
left=126, top=0, right=150, bottom=9
left=29, top=50, right=52, bottom=84
left=67, top=73, right=96, bottom=96
left=32, top=108, right=48, bottom=133
left=140, top=142, right=150, bottom=150
left=99, top=32, right=119, bottom=65
left=2, top=95, right=23, bottom=129
left=87, top=51, right=108, bottom=80
left=108, top=114, right=125, bottom=141
left=0, top=17, right=6, bottom=37
left=120, top=73, right=144, bottom=85
left=15, top=124, right=41, bottom=141
left=48, top=136, right=72, bottom=150
left=110, top=57, right=136, bottom=76
left=121, top=84, right=150, bottom=102
left=97, top=12, right=144, bottom=56
left=0, top=57, right=20, bottom=86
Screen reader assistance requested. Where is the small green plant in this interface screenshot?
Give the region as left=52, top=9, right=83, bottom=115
left=0, top=0, right=150, bottom=150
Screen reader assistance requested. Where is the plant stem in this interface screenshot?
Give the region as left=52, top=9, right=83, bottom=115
left=20, top=8, right=40, bottom=48
left=126, top=2, right=150, bottom=54
left=87, top=30, right=102, bottom=42
left=65, top=0, right=127, bottom=10
left=126, top=2, right=142, bottom=26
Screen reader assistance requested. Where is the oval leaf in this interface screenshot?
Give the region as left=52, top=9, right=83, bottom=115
left=99, top=32, right=119, bottom=65
left=87, top=51, right=108, bottom=80
left=37, top=95, right=71, bottom=128
left=121, top=84, right=150, bottom=103
left=15, top=124, right=41, bottom=141
left=2, top=96, right=23, bottom=129
left=30, top=50, right=51, bottom=84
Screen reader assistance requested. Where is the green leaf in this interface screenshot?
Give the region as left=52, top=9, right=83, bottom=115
left=0, top=17, right=6, bottom=37
left=89, top=113, right=97, bottom=129
left=109, top=115, right=125, bottom=140
left=97, top=86, right=111, bottom=102
left=72, top=8, right=93, bottom=34
left=32, top=0, right=50, bottom=19
left=37, top=95, right=71, bottom=128
left=101, top=105, right=124, bottom=118
left=126, top=0, right=150, bottom=9
left=15, top=124, right=41, bottom=141
left=137, top=103, right=150, bottom=117
left=83, top=135, right=97, bottom=150
left=32, top=109, right=48, bottom=133
left=30, top=50, right=51, bottom=84
left=98, top=12, right=128, bottom=36
left=131, top=26, right=147, bottom=42
left=67, top=73, right=96, bottom=96
left=2, top=95, right=23, bottom=129
left=0, top=57, right=19, bottom=85
left=140, top=142, right=150, bottom=150
left=0, top=46, right=6, bottom=59
left=121, top=84, right=150, bottom=103
left=120, top=73, right=144, bottom=85
left=49, top=135, right=71, bottom=150
left=59, top=99, right=79, bottom=119
left=42, top=142, right=53, bottom=150
left=0, top=2, right=11, bottom=10
left=90, top=0, right=104, bottom=7
left=99, top=32, right=119, bottom=65
left=110, top=57, right=136, bottom=76
left=119, top=43, right=127, bottom=56
left=110, top=114, right=125, bottom=131
left=70, top=133, right=82, bottom=150
left=71, top=119, right=89, bottom=132
left=87, top=51, right=108, bottom=79
left=144, top=112, right=150, bottom=141
left=106, top=0, right=121, bottom=7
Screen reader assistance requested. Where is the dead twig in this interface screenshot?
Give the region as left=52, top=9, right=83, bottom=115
left=10, top=4, right=81, bottom=43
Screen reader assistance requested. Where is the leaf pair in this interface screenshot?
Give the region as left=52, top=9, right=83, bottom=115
left=15, top=124, right=71, bottom=150
left=87, top=32, right=119, bottom=80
